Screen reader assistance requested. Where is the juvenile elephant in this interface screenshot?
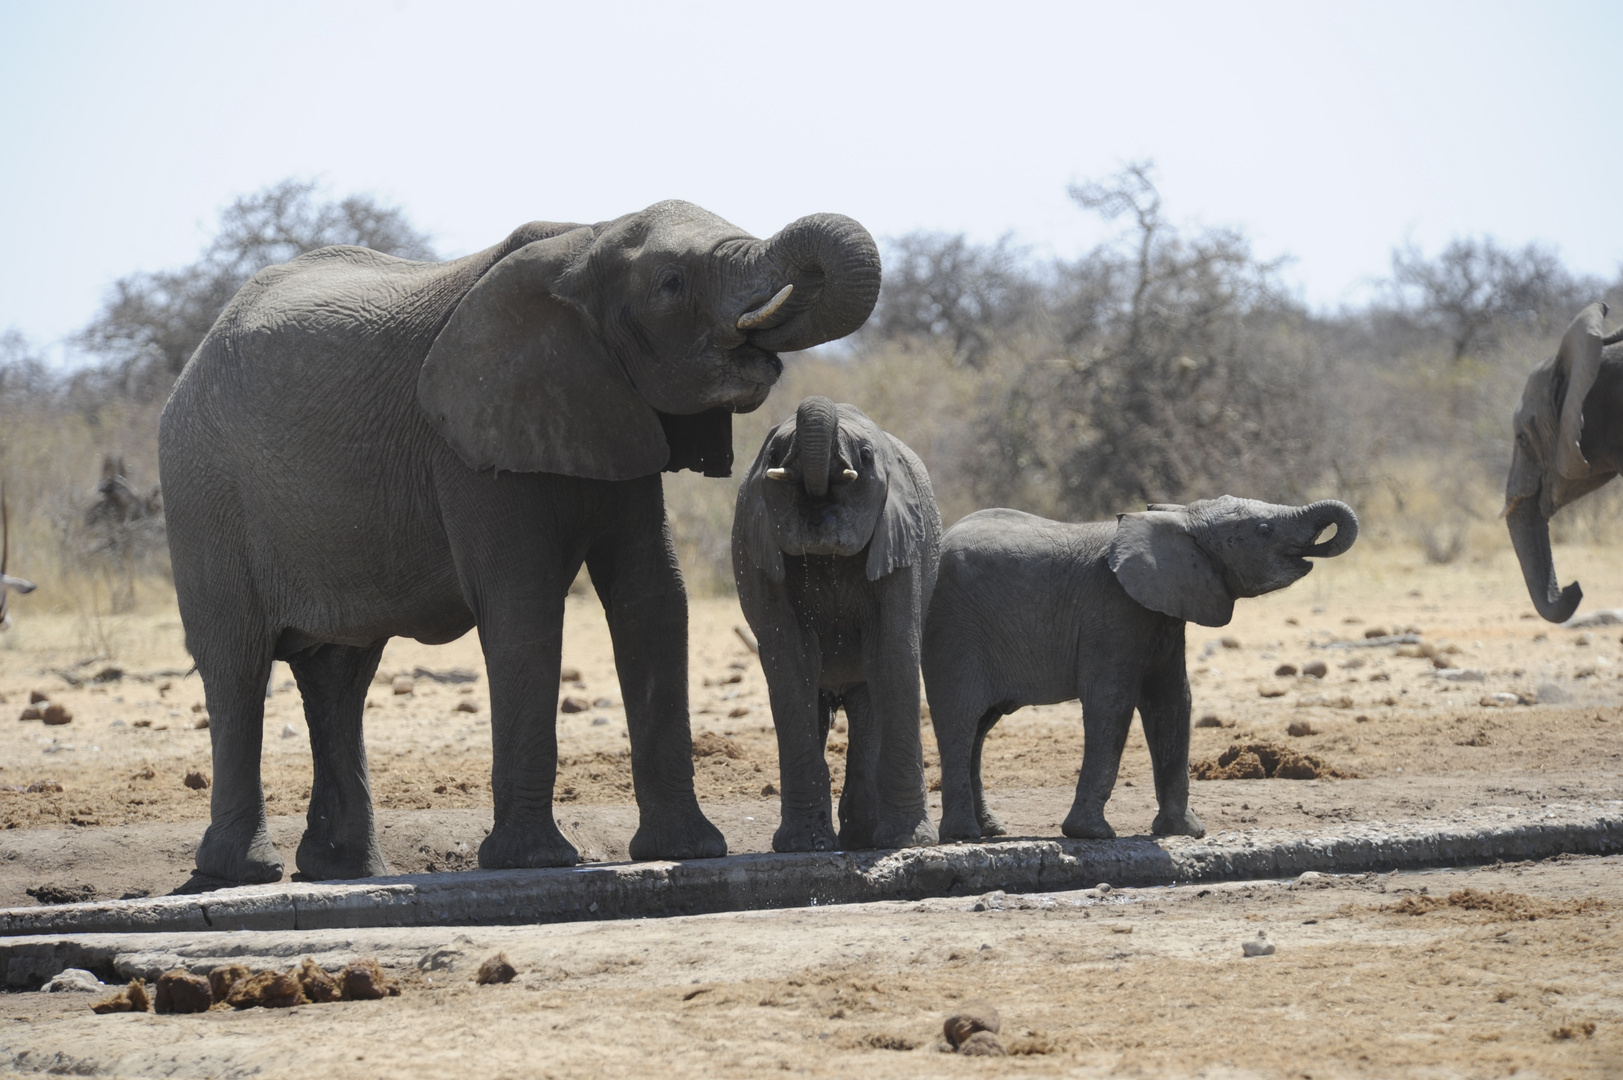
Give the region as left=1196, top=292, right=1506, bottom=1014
left=1504, top=302, right=1623, bottom=622
left=733, top=397, right=940, bottom=852
left=924, top=496, right=1358, bottom=842
left=160, top=201, right=880, bottom=883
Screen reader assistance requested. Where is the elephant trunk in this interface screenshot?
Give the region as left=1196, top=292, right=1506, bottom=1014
left=795, top=396, right=838, bottom=498
left=1296, top=500, right=1360, bottom=558
left=1506, top=498, right=1583, bottom=622
left=745, top=215, right=881, bottom=353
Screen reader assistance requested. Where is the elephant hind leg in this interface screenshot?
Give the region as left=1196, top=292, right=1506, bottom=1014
left=192, top=623, right=282, bottom=884
left=836, top=688, right=879, bottom=850
left=932, top=700, right=996, bottom=842
left=968, top=708, right=1007, bottom=837
left=289, top=639, right=390, bottom=880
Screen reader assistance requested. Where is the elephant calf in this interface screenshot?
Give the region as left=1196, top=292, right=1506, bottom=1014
left=734, top=396, right=941, bottom=852
left=924, top=496, right=1358, bottom=842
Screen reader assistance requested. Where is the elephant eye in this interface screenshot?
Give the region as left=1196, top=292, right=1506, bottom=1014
left=860, top=446, right=873, bottom=465
left=654, top=266, right=685, bottom=299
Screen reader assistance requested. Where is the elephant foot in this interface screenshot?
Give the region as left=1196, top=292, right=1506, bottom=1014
left=976, top=809, right=1008, bottom=838
left=295, top=831, right=389, bottom=881
left=837, top=820, right=876, bottom=851
left=937, top=805, right=983, bottom=842
left=873, top=810, right=938, bottom=850
left=1061, top=806, right=1116, bottom=840
left=196, top=817, right=284, bottom=884
left=773, top=810, right=839, bottom=853
left=1151, top=807, right=1206, bottom=839
left=629, top=803, right=727, bottom=861
left=479, top=819, right=580, bottom=869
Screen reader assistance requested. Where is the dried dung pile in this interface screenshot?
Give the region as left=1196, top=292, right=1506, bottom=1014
left=1191, top=740, right=1359, bottom=780
left=1387, top=888, right=1607, bottom=921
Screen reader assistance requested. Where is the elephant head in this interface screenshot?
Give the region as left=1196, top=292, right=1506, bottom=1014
left=418, top=201, right=880, bottom=481
left=1503, top=302, right=1623, bottom=622
left=0, top=485, right=35, bottom=631
left=1108, top=495, right=1359, bottom=627
left=737, top=396, right=934, bottom=583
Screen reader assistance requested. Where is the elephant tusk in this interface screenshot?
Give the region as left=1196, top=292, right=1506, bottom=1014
left=737, top=284, right=794, bottom=331
left=765, top=467, right=790, bottom=481
left=841, top=469, right=858, bottom=482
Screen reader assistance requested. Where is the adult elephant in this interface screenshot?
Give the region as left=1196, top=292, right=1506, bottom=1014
left=1504, top=302, right=1623, bottom=622
left=160, top=200, right=880, bottom=883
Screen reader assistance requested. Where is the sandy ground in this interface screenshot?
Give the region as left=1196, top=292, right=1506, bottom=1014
left=2, top=542, right=1622, bottom=1076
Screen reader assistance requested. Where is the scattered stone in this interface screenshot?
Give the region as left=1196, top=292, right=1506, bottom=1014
left=728, top=705, right=751, bottom=718
left=1480, top=693, right=1519, bottom=708
left=1576, top=632, right=1594, bottom=646
left=391, top=675, right=415, bottom=696
left=191, top=702, right=205, bottom=713
left=1293, top=871, right=1326, bottom=888
left=593, top=697, right=614, bottom=707
left=1242, top=932, right=1275, bottom=957
left=25, top=779, right=62, bottom=793
left=972, top=890, right=1006, bottom=911
left=339, top=957, right=400, bottom=1000
left=90, top=979, right=149, bottom=1014
left=183, top=770, right=209, bottom=790
left=42, top=704, right=73, bottom=726
left=18, top=706, right=42, bottom=721
left=1194, top=714, right=1223, bottom=728
left=476, top=952, right=518, bottom=985
left=559, top=667, right=582, bottom=684
left=1301, top=660, right=1328, bottom=679
left=454, top=700, right=480, bottom=713
left=590, top=717, right=608, bottom=726
left=27, top=883, right=96, bottom=905
left=559, top=696, right=589, bottom=713
left=226, top=970, right=307, bottom=1009
left=29, top=690, right=48, bottom=704
left=1258, top=685, right=1287, bottom=698
left=1274, top=663, right=1298, bottom=677
left=295, top=957, right=342, bottom=1003
left=154, top=969, right=213, bottom=1014
left=1436, top=668, right=1486, bottom=683
left=1363, top=627, right=1388, bottom=639
left=692, top=731, right=742, bottom=759
left=1096, top=882, right=1112, bottom=895
left=208, top=964, right=252, bottom=1001
left=280, top=723, right=298, bottom=738
left=193, top=717, right=209, bottom=729
left=92, top=666, right=123, bottom=683
left=943, top=1000, right=1001, bottom=1049
left=1220, top=637, right=1241, bottom=649
left=40, top=968, right=104, bottom=993
left=761, top=782, right=777, bottom=796
left=1286, top=720, right=1315, bottom=737
left=1192, top=741, right=1358, bottom=780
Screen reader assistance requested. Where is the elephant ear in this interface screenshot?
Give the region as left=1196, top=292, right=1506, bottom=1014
left=417, top=226, right=670, bottom=479
left=866, top=434, right=939, bottom=582
left=1108, top=510, right=1234, bottom=627
left=734, top=424, right=788, bottom=584
left=1555, top=302, right=1609, bottom=481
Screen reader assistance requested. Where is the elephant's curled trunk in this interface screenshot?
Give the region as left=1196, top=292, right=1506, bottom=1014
left=795, top=396, right=838, bottom=498
left=1506, top=499, right=1583, bottom=622
left=1298, top=500, right=1360, bottom=558
left=746, top=215, right=881, bottom=353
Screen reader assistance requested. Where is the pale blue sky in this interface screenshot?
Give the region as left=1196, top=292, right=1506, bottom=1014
left=1, top=0, right=1618, bottom=361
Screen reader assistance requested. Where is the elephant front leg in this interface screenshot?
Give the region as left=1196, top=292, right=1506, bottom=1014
left=589, top=511, right=725, bottom=862
left=290, top=641, right=390, bottom=880
left=864, top=576, right=936, bottom=849
left=1062, top=680, right=1137, bottom=840
left=836, top=686, right=879, bottom=849
left=1138, top=658, right=1205, bottom=838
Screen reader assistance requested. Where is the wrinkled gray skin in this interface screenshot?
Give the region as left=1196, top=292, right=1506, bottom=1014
left=1504, top=302, right=1623, bottom=622
left=160, top=200, right=880, bottom=883
left=733, top=397, right=941, bottom=852
left=924, top=495, right=1358, bottom=842
left=0, top=486, right=34, bottom=631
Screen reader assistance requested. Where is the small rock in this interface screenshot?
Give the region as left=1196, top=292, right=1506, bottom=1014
left=1363, top=627, right=1388, bottom=639
left=454, top=700, right=480, bottom=713
left=972, top=890, right=1006, bottom=912
left=18, top=706, right=42, bottom=721
left=1194, top=714, right=1223, bottom=728
left=392, top=675, right=414, bottom=695
left=1242, top=932, right=1275, bottom=957
left=42, top=704, right=73, bottom=726
left=92, top=666, right=123, bottom=683
left=1301, top=660, right=1328, bottom=679
left=476, top=952, right=518, bottom=985
left=1286, top=719, right=1315, bottom=737
left=281, top=723, right=297, bottom=738
left=943, top=1000, right=1001, bottom=1048
left=1436, top=668, right=1486, bottom=683
left=1258, top=685, right=1287, bottom=699
left=761, top=782, right=777, bottom=796
left=25, top=780, right=61, bottom=793
left=29, top=690, right=48, bottom=704
left=559, top=667, right=582, bottom=684
left=154, top=969, right=213, bottom=1014
left=590, top=716, right=609, bottom=726
left=958, top=1030, right=1007, bottom=1056
left=1220, top=637, right=1241, bottom=649
left=728, top=705, right=751, bottom=718
left=90, top=979, right=150, bottom=1014
left=183, top=770, right=209, bottom=790
left=1096, top=882, right=1112, bottom=895
left=593, top=697, right=614, bottom=708
left=193, top=717, right=209, bottom=730
left=40, top=968, right=104, bottom=993
left=1480, top=692, right=1519, bottom=708
left=1293, top=871, right=1325, bottom=888
left=1577, top=632, right=1594, bottom=646
left=559, top=696, right=588, bottom=714
left=1274, top=663, right=1299, bottom=677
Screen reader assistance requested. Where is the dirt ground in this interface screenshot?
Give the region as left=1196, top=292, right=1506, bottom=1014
left=2, top=541, right=1622, bottom=1076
